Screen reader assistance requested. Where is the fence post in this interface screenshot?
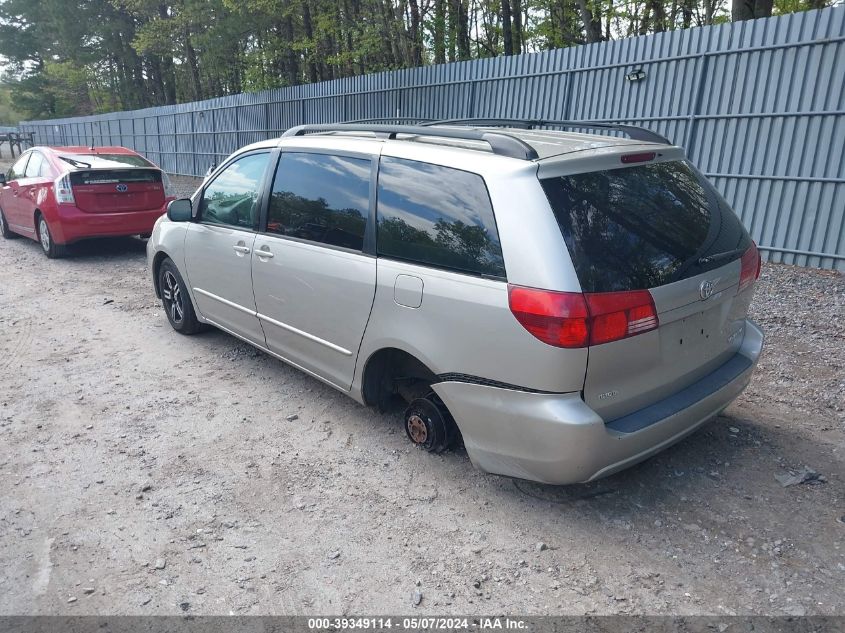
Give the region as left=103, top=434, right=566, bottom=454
left=155, top=115, right=161, bottom=170
left=211, top=109, right=217, bottom=167
left=264, top=101, right=271, bottom=138
left=234, top=105, right=240, bottom=150
left=684, top=52, right=710, bottom=157
left=562, top=74, right=572, bottom=121
left=190, top=110, right=196, bottom=176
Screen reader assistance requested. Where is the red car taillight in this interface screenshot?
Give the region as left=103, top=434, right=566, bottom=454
left=508, top=285, right=659, bottom=348
left=737, top=242, right=761, bottom=295
left=54, top=173, right=75, bottom=205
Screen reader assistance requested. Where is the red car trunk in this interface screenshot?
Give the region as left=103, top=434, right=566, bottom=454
left=70, top=169, right=165, bottom=213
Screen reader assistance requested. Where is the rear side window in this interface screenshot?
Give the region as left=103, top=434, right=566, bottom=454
left=540, top=161, right=751, bottom=292
left=24, top=152, right=45, bottom=178
left=376, top=157, right=505, bottom=278
left=267, top=152, right=370, bottom=251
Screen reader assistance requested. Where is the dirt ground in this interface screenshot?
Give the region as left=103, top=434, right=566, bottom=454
left=0, top=170, right=843, bottom=616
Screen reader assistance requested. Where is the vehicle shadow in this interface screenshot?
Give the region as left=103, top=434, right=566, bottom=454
left=62, top=236, right=149, bottom=260
left=485, top=408, right=840, bottom=524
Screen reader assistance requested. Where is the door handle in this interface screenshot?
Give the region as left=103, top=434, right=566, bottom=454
left=256, top=248, right=274, bottom=259
left=233, top=245, right=251, bottom=254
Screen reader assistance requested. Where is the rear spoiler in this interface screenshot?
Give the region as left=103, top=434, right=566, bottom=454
left=536, top=144, right=686, bottom=179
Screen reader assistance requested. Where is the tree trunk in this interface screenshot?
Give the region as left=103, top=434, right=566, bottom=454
left=408, top=0, right=423, bottom=66
left=183, top=32, right=203, bottom=101
left=434, top=0, right=446, bottom=64
left=502, top=0, right=514, bottom=56
left=682, top=0, right=695, bottom=28
left=650, top=0, right=666, bottom=31
left=302, top=0, right=319, bottom=83
left=732, top=0, right=772, bottom=20
left=282, top=16, right=300, bottom=85
left=454, top=0, right=471, bottom=60
left=576, top=0, right=602, bottom=43
left=512, top=0, right=523, bottom=53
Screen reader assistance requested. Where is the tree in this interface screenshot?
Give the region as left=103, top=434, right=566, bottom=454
left=0, top=0, right=830, bottom=120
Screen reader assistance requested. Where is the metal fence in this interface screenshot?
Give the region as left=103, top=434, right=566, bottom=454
left=19, top=7, right=845, bottom=270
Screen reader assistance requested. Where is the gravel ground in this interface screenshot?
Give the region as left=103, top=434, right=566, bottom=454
left=0, top=166, right=843, bottom=616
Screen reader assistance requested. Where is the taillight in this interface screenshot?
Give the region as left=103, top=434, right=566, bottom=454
left=508, top=286, right=589, bottom=348
left=737, top=242, right=761, bottom=295
left=585, top=290, right=658, bottom=345
left=162, top=172, right=176, bottom=197
left=54, top=173, right=75, bottom=205
left=508, top=285, right=659, bottom=348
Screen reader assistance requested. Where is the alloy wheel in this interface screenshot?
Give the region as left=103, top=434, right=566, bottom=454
left=39, top=218, right=50, bottom=253
left=161, top=270, right=184, bottom=325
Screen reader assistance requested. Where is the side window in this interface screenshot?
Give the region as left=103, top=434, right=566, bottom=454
left=266, top=153, right=370, bottom=251
left=39, top=157, right=54, bottom=178
left=24, top=152, right=45, bottom=178
left=199, top=152, right=270, bottom=229
left=8, top=154, right=30, bottom=180
left=376, top=157, right=506, bottom=278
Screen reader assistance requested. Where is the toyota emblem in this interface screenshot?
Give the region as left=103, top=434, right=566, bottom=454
left=699, top=280, right=715, bottom=300
left=116, top=183, right=128, bottom=192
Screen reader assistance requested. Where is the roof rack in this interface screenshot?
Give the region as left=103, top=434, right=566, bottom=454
left=282, top=123, right=539, bottom=160
left=421, top=118, right=671, bottom=144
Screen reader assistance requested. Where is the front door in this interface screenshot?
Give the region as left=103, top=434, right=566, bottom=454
left=183, top=151, right=272, bottom=346
left=251, top=151, right=376, bottom=390
left=1, top=153, right=32, bottom=234
left=18, top=151, right=52, bottom=235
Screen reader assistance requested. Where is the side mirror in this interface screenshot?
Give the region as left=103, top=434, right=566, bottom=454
left=167, top=198, right=193, bottom=222
left=0, top=173, right=6, bottom=186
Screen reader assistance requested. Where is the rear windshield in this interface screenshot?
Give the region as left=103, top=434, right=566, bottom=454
left=70, top=170, right=161, bottom=185
left=85, top=154, right=153, bottom=167
left=540, top=160, right=751, bottom=292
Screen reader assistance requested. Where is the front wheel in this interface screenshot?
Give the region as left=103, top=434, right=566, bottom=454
left=37, top=215, right=65, bottom=258
left=158, top=258, right=204, bottom=334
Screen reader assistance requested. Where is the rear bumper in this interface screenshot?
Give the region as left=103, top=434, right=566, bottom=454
left=50, top=204, right=167, bottom=244
left=432, top=320, right=764, bottom=485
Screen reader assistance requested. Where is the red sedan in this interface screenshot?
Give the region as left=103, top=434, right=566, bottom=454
left=0, top=146, right=175, bottom=257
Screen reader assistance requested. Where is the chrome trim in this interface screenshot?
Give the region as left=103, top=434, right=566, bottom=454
left=193, top=286, right=351, bottom=356
left=256, top=311, right=353, bottom=356
left=202, top=317, right=348, bottom=392
left=192, top=287, right=256, bottom=316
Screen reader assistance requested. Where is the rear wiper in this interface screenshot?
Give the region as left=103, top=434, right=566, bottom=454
left=698, top=247, right=746, bottom=266
left=59, top=156, right=91, bottom=168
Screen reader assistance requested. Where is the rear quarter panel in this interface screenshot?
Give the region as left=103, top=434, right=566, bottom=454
left=353, top=259, right=589, bottom=396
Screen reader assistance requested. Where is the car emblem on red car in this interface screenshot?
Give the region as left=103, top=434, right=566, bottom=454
left=116, top=184, right=128, bottom=192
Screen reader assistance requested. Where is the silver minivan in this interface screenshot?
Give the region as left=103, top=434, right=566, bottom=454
left=147, top=121, right=764, bottom=485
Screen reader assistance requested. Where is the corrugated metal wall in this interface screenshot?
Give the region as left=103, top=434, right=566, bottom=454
left=19, top=7, right=845, bottom=270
